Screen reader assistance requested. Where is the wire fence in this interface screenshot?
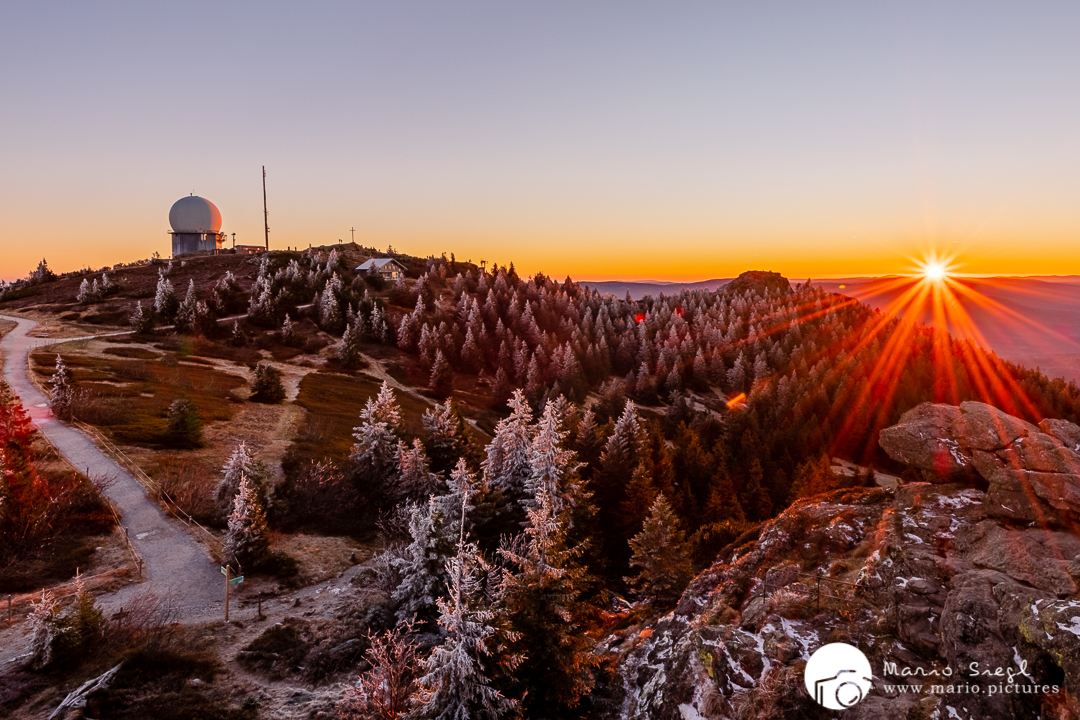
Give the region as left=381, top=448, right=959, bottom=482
left=759, top=570, right=900, bottom=630
left=760, top=572, right=870, bottom=611
left=3, top=567, right=132, bottom=627
left=74, top=420, right=227, bottom=565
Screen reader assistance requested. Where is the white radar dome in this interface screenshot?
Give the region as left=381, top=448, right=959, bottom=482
left=169, top=195, right=222, bottom=233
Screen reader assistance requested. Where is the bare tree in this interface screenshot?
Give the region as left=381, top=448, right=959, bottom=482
left=337, top=621, right=422, bottom=720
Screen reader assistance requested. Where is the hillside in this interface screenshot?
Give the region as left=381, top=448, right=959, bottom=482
left=3, top=248, right=1080, bottom=718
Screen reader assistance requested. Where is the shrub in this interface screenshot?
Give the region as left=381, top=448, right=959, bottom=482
left=249, top=364, right=286, bottom=404
left=164, top=398, right=203, bottom=448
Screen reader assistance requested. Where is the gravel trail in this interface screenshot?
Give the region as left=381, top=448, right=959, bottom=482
left=0, top=315, right=223, bottom=632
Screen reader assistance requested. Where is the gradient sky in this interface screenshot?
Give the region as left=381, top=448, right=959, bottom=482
left=2, top=2, right=1078, bottom=282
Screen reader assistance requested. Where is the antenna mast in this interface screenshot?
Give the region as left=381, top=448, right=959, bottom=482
left=262, top=166, right=270, bottom=250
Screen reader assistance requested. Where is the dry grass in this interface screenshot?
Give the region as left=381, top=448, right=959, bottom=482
left=103, top=346, right=160, bottom=360
left=290, top=371, right=433, bottom=464
left=148, top=458, right=223, bottom=527
left=31, top=351, right=245, bottom=446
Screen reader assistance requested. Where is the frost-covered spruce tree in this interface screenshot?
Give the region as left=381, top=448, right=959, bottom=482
left=338, top=319, right=363, bottom=368
left=414, top=514, right=515, bottom=719
left=26, top=589, right=62, bottom=669
left=165, top=398, right=203, bottom=448
left=154, top=270, right=178, bottom=320
left=318, top=283, right=343, bottom=332
left=524, top=399, right=581, bottom=516
left=229, top=320, right=248, bottom=347
left=225, top=474, right=270, bottom=568
left=174, top=279, right=199, bottom=333
left=350, top=382, right=403, bottom=495
left=247, top=275, right=276, bottom=326
left=396, top=439, right=439, bottom=504
left=391, top=459, right=477, bottom=625
left=497, top=488, right=595, bottom=716
left=429, top=350, right=454, bottom=398
left=210, top=270, right=242, bottom=315
left=129, top=300, right=154, bottom=333
left=216, top=441, right=262, bottom=508
left=432, top=459, right=478, bottom=546
left=459, top=327, right=483, bottom=374
left=480, top=390, right=533, bottom=511
left=397, top=312, right=418, bottom=352
left=625, top=493, right=692, bottom=608
left=281, top=313, right=297, bottom=346
left=391, top=497, right=451, bottom=625
left=56, top=571, right=106, bottom=658
left=599, top=400, right=644, bottom=475
left=397, top=296, right=425, bottom=352
left=48, top=355, right=74, bottom=421
left=422, top=399, right=471, bottom=477
left=371, top=304, right=390, bottom=344
left=76, top=277, right=91, bottom=303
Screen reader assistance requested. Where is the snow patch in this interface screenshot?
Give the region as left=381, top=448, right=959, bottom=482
left=679, top=704, right=706, bottom=720
left=1012, top=647, right=1031, bottom=678
left=779, top=618, right=820, bottom=661
left=904, top=533, right=924, bottom=544
left=942, top=439, right=969, bottom=466
left=935, top=490, right=982, bottom=509
left=1056, top=616, right=1080, bottom=637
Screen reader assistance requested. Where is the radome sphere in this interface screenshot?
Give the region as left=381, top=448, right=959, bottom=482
left=169, top=195, right=222, bottom=234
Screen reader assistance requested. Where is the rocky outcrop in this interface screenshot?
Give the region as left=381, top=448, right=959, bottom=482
left=604, top=483, right=1080, bottom=719
left=880, top=401, right=1080, bottom=523
left=722, top=271, right=792, bottom=298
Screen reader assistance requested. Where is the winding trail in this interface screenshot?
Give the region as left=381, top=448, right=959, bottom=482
left=0, top=315, right=222, bottom=633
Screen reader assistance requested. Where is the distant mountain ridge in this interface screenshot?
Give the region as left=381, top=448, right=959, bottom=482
left=585, top=273, right=1080, bottom=383
left=580, top=278, right=733, bottom=300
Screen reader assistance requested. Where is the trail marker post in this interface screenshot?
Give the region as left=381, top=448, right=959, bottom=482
left=222, top=565, right=231, bottom=622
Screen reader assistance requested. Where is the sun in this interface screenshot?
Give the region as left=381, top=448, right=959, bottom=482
left=911, top=253, right=955, bottom=282
left=924, top=263, right=947, bottom=281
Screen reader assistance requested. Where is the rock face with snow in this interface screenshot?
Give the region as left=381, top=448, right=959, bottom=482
left=603, top=482, right=1080, bottom=719
left=879, top=401, right=1080, bottom=523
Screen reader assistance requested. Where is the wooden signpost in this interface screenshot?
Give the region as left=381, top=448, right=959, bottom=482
left=222, top=566, right=244, bottom=622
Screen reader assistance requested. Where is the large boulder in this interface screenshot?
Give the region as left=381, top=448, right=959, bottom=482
left=607, top=484, right=1080, bottom=719
left=878, top=404, right=970, bottom=480
left=880, top=402, right=1080, bottom=521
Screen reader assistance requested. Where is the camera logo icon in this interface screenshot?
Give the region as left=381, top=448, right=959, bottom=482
left=804, top=643, right=873, bottom=710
